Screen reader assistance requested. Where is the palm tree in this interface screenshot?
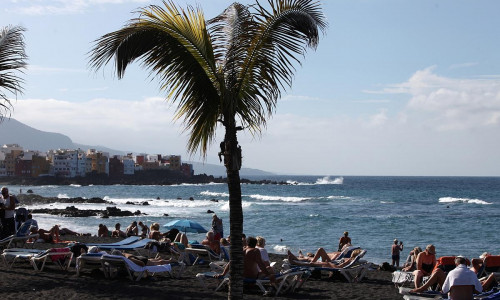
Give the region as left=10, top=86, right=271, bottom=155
left=89, top=0, right=326, bottom=297
left=0, top=25, right=28, bottom=120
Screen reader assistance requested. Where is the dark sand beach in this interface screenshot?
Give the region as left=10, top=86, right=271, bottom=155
left=0, top=236, right=401, bottom=299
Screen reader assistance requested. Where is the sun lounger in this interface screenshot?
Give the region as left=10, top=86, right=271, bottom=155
left=198, top=270, right=308, bottom=296
left=76, top=252, right=105, bottom=276
left=86, top=236, right=140, bottom=247
left=185, top=244, right=221, bottom=265
left=97, top=238, right=155, bottom=251
left=100, top=254, right=172, bottom=281
left=1, top=248, right=45, bottom=268
left=284, top=250, right=370, bottom=283
left=0, top=222, right=39, bottom=249
left=30, top=247, right=73, bottom=271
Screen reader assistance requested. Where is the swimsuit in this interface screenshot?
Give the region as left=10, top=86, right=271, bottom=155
left=422, top=262, right=433, bottom=274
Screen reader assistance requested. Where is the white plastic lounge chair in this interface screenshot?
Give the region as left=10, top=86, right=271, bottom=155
left=76, top=252, right=105, bottom=276
left=0, top=222, right=39, bottom=249
left=97, top=238, right=155, bottom=251
left=200, top=270, right=307, bottom=296
left=100, top=254, right=172, bottom=281
left=1, top=248, right=45, bottom=268
left=285, top=249, right=369, bottom=283
left=185, top=244, right=221, bottom=265
left=30, top=247, right=73, bottom=271
left=86, top=236, right=140, bottom=247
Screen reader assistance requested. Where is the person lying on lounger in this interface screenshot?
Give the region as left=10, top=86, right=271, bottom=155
left=287, top=243, right=354, bottom=263
left=110, top=249, right=173, bottom=267
left=287, top=248, right=363, bottom=268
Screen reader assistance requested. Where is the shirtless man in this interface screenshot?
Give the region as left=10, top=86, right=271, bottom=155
left=338, top=231, right=351, bottom=251
left=413, top=244, right=437, bottom=288
left=111, top=223, right=126, bottom=238
left=215, top=236, right=277, bottom=290
left=201, top=231, right=220, bottom=254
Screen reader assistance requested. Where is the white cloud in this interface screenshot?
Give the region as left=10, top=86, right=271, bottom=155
left=6, top=0, right=150, bottom=15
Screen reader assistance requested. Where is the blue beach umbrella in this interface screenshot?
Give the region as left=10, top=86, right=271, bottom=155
left=163, top=219, right=208, bottom=234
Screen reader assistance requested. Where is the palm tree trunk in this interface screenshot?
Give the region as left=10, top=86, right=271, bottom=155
left=224, top=121, right=244, bottom=299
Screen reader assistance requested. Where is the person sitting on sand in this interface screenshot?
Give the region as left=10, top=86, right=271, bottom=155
left=111, top=223, right=126, bottom=238
left=338, top=231, right=351, bottom=251
left=126, top=221, right=139, bottom=237
left=110, top=249, right=173, bottom=267
left=138, top=221, right=149, bottom=238
left=148, top=223, right=162, bottom=241
left=256, top=236, right=275, bottom=274
left=402, top=247, right=422, bottom=272
left=98, top=224, right=109, bottom=237
left=201, top=231, right=220, bottom=254
left=413, top=244, right=437, bottom=288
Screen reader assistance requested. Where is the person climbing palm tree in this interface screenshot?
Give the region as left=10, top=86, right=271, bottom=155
left=88, top=1, right=326, bottom=297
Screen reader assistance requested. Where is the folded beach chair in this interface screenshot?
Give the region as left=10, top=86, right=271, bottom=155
left=0, top=222, right=39, bottom=249
left=86, top=236, right=140, bottom=247
left=30, top=247, right=73, bottom=271
left=76, top=252, right=105, bottom=276
left=100, top=254, right=172, bottom=281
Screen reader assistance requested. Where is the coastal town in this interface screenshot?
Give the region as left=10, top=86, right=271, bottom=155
left=0, top=143, right=194, bottom=180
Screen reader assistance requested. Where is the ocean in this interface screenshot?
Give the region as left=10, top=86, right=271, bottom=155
left=7, top=175, right=499, bottom=265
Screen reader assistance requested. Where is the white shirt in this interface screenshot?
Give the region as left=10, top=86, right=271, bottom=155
left=1, top=196, right=15, bottom=218
left=256, top=246, right=270, bottom=263
left=441, top=264, right=483, bottom=294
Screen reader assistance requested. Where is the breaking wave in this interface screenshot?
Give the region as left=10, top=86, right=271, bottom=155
left=439, top=197, right=492, bottom=205
left=316, top=176, right=344, bottom=185
left=248, top=194, right=310, bottom=202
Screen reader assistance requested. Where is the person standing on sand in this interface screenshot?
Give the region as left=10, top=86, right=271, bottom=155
left=1, top=187, right=17, bottom=238
left=211, top=214, right=223, bottom=240
left=338, top=231, right=351, bottom=251
left=391, top=239, right=404, bottom=267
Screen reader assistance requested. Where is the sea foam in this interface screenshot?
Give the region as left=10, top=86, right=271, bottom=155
left=439, top=197, right=492, bottom=205
left=249, top=194, right=310, bottom=202
left=316, top=176, right=344, bottom=185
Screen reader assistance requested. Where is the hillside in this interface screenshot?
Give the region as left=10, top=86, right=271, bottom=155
left=0, top=118, right=274, bottom=177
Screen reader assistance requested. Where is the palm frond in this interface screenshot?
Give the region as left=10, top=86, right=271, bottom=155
left=0, top=25, right=28, bottom=117
left=88, top=1, right=221, bottom=155
left=234, top=0, right=327, bottom=132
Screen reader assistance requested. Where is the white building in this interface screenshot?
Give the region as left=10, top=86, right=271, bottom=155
left=123, top=156, right=135, bottom=175
left=49, top=149, right=86, bottom=177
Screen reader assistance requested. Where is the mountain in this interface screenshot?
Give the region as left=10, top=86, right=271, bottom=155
left=0, top=118, right=74, bottom=151
left=0, top=118, right=275, bottom=177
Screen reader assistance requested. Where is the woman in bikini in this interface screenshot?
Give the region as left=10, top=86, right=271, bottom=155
left=413, top=244, right=437, bottom=288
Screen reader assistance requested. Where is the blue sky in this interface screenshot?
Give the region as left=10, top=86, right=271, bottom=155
left=2, top=0, right=500, bottom=176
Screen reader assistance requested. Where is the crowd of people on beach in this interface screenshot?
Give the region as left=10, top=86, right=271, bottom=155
left=393, top=243, right=499, bottom=299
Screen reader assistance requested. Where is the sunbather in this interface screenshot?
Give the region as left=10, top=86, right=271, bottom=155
left=402, top=246, right=422, bottom=272
left=410, top=256, right=497, bottom=296
left=111, top=223, right=126, bottom=238
left=287, top=243, right=353, bottom=263
left=413, top=244, right=437, bottom=288
left=138, top=222, right=148, bottom=238
left=125, top=221, right=138, bottom=236
left=98, top=224, right=109, bottom=237
left=201, top=231, right=220, bottom=254
left=110, top=249, right=172, bottom=267
left=148, top=223, right=162, bottom=241
left=38, top=225, right=61, bottom=243
left=288, top=249, right=364, bottom=268
left=215, top=236, right=277, bottom=289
